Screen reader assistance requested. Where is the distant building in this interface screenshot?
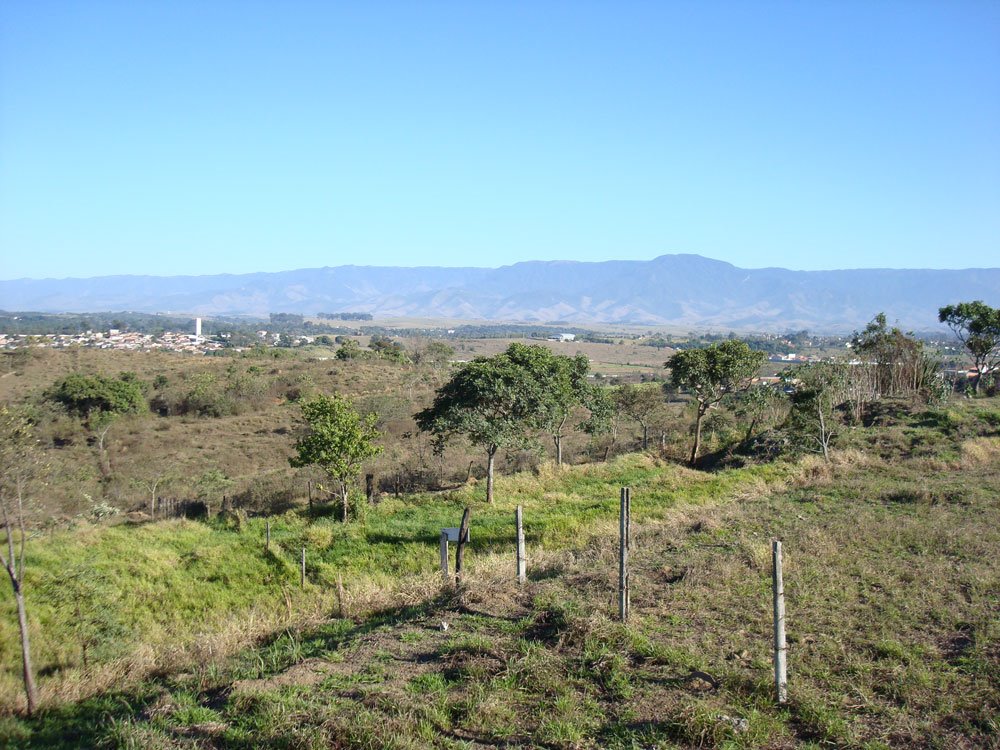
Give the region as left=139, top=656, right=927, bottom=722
left=548, top=333, right=576, bottom=342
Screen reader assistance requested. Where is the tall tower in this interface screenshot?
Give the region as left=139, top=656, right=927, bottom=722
left=195, top=318, right=202, bottom=342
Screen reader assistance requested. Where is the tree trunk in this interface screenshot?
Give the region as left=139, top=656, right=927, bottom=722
left=97, top=432, right=111, bottom=478
left=341, top=482, right=349, bottom=523
left=641, top=424, right=648, bottom=451
left=553, top=414, right=568, bottom=466
left=818, top=401, right=830, bottom=462
left=690, top=406, right=705, bottom=466
left=485, top=448, right=496, bottom=504
left=12, top=580, right=38, bottom=714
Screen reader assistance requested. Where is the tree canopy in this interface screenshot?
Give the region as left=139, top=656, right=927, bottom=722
left=415, top=343, right=588, bottom=501
left=666, top=340, right=765, bottom=465
left=939, top=301, right=1000, bottom=394
left=290, top=394, right=383, bottom=522
left=46, top=372, right=146, bottom=424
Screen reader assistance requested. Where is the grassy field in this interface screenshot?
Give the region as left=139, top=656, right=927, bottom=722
left=1, top=397, right=998, bottom=748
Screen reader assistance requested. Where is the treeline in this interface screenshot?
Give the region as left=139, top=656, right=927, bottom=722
left=316, top=312, right=374, bottom=321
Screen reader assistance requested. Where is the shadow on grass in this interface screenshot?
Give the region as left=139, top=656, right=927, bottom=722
left=9, top=687, right=163, bottom=750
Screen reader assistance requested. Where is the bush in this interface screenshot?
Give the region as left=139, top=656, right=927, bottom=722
left=232, top=472, right=300, bottom=514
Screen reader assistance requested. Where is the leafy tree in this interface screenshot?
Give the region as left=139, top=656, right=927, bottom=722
left=666, top=340, right=766, bottom=465
left=530, top=350, right=592, bottom=465
left=46, top=371, right=146, bottom=424
left=335, top=338, right=367, bottom=360
left=414, top=340, right=455, bottom=368
left=616, top=383, right=664, bottom=450
left=0, top=407, right=42, bottom=714
left=734, top=384, right=787, bottom=442
left=368, top=334, right=410, bottom=363
left=578, top=385, right=622, bottom=461
left=938, top=301, right=1000, bottom=394
left=290, top=394, right=383, bottom=522
left=415, top=343, right=552, bottom=503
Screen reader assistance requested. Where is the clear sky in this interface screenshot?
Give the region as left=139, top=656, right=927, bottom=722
left=1, top=1, right=998, bottom=280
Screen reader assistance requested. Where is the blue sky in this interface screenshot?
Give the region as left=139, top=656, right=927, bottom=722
left=1, top=1, right=998, bottom=280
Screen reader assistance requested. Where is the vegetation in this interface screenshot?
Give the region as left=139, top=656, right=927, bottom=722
left=289, top=394, right=383, bottom=523
left=0, top=395, right=996, bottom=748
left=939, top=300, right=1000, bottom=394
left=0, top=407, right=41, bottom=715
left=416, top=344, right=593, bottom=502
left=1, top=309, right=998, bottom=747
left=666, top=341, right=766, bottom=465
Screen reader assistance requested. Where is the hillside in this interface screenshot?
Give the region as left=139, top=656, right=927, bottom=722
left=3, top=254, right=999, bottom=331
left=1, top=398, right=998, bottom=749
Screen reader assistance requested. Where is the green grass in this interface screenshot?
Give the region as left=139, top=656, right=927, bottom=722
left=2, top=397, right=999, bottom=748
left=0, top=451, right=805, bottom=710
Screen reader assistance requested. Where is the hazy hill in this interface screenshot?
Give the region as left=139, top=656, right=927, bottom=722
left=3, top=254, right=999, bottom=331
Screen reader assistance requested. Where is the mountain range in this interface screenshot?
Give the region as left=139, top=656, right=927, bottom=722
left=3, top=254, right=998, bottom=332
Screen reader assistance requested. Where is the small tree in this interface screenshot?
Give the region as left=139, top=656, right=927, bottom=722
left=290, top=394, right=383, bottom=522
left=666, top=340, right=766, bottom=465
left=734, top=383, right=787, bottom=442
left=0, top=407, right=42, bottom=714
left=938, top=301, right=1000, bottom=394
left=532, top=351, right=592, bottom=466
left=415, top=343, right=549, bottom=503
left=414, top=341, right=455, bottom=369
left=783, top=363, right=847, bottom=461
left=616, top=383, right=664, bottom=450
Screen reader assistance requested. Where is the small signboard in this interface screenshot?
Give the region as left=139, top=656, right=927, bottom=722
left=443, top=527, right=470, bottom=543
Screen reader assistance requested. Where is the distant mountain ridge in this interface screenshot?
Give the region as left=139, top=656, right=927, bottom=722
left=3, top=254, right=998, bottom=332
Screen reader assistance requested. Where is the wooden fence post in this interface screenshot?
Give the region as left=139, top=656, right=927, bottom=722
left=300, top=547, right=306, bottom=589
left=455, top=507, right=472, bottom=587
left=773, top=539, right=788, bottom=704
left=619, top=487, right=631, bottom=623
left=515, top=505, right=526, bottom=584
left=440, top=530, right=450, bottom=581
left=265, top=520, right=271, bottom=552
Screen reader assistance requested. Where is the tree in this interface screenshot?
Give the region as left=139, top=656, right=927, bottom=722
left=938, top=301, right=1000, bottom=394
left=666, top=340, right=766, bottom=465
left=335, top=338, right=367, bottom=360
left=531, top=350, right=592, bottom=466
left=783, top=363, right=847, bottom=461
left=47, top=372, right=147, bottom=477
left=46, top=371, right=146, bottom=422
left=616, top=383, right=664, bottom=451
left=368, top=334, right=410, bottom=363
left=290, top=394, right=383, bottom=522
left=734, top=384, right=787, bottom=442
left=415, top=343, right=552, bottom=503
left=0, top=407, right=42, bottom=714
left=578, top=384, right=622, bottom=461
left=852, top=313, right=935, bottom=398
left=413, top=341, right=455, bottom=369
